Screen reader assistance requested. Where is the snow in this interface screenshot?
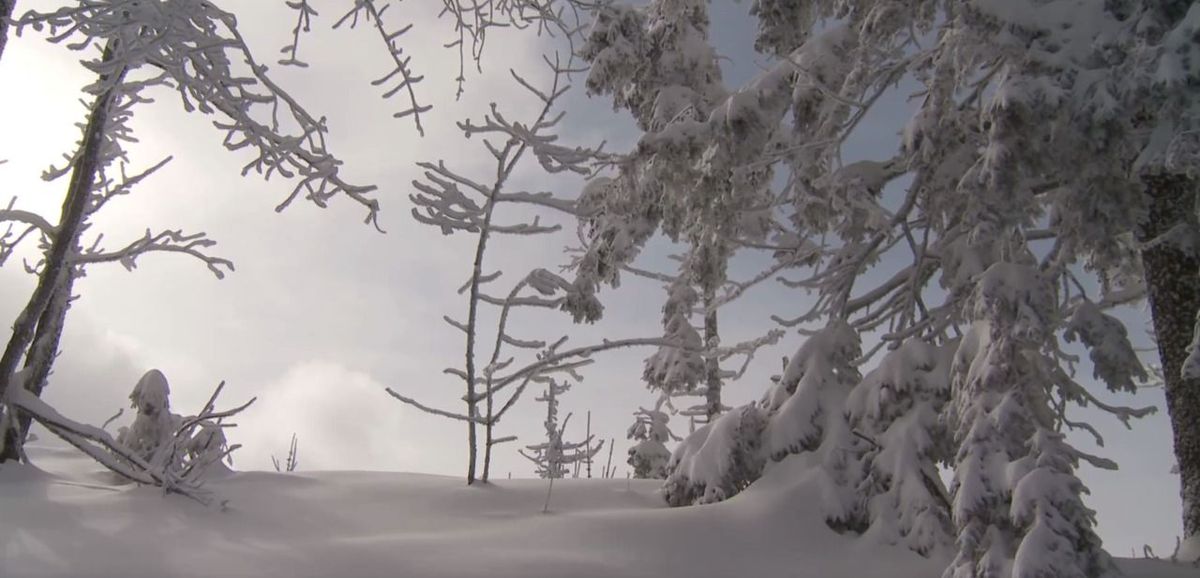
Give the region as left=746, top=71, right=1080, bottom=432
left=1, top=440, right=1189, bottom=578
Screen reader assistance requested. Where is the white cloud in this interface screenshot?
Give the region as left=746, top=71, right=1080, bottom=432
left=233, top=360, right=438, bottom=473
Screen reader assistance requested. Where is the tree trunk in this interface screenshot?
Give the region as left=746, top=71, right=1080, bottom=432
left=0, top=0, right=15, bottom=62
left=702, top=283, right=722, bottom=422
left=9, top=269, right=76, bottom=454
left=481, top=382, right=494, bottom=483
left=1136, top=172, right=1200, bottom=538
left=0, top=44, right=124, bottom=463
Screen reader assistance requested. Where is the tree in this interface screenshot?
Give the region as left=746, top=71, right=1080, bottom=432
left=0, top=0, right=377, bottom=465
left=117, top=369, right=182, bottom=464
left=568, top=1, right=1170, bottom=575
left=0, top=0, right=14, bottom=61
left=626, top=400, right=678, bottom=479
left=518, top=379, right=602, bottom=479
left=944, top=262, right=1113, bottom=578
left=664, top=321, right=864, bottom=520
left=845, top=338, right=955, bottom=557
left=10, top=367, right=252, bottom=504
left=272, top=433, right=300, bottom=473
left=383, top=51, right=674, bottom=484
left=115, top=369, right=239, bottom=479
left=0, top=152, right=232, bottom=461
left=571, top=0, right=802, bottom=424
left=662, top=402, right=766, bottom=506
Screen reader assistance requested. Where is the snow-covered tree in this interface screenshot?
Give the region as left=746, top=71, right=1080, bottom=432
left=662, top=403, right=767, bottom=506
left=642, top=277, right=705, bottom=396
left=664, top=321, right=864, bottom=530
left=569, top=2, right=1169, bottom=574
left=114, top=369, right=236, bottom=479
left=114, top=369, right=249, bottom=481
left=519, top=380, right=603, bottom=479
left=0, top=154, right=231, bottom=462
left=626, top=401, right=679, bottom=479
left=117, top=369, right=182, bottom=465
left=761, top=321, right=866, bottom=532
left=944, top=262, right=1113, bottom=578
left=571, top=0, right=802, bottom=423
left=20, top=369, right=255, bottom=503
left=846, top=339, right=956, bottom=557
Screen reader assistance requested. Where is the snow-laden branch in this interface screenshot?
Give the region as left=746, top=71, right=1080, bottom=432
left=17, top=1, right=382, bottom=228
left=278, top=0, right=317, bottom=68
left=9, top=379, right=253, bottom=506
left=88, top=156, right=175, bottom=216
left=333, top=1, right=431, bottom=136
left=495, top=190, right=577, bottom=214
left=491, top=337, right=678, bottom=391
left=73, top=229, right=235, bottom=279
left=0, top=204, right=54, bottom=238
left=385, top=387, right=487, bottom=424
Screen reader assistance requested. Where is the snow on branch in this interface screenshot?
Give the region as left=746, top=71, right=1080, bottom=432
left=490, top=337, right=680, bottom=392
left=73, top=229, right=235, bottom=279
left=384, top=387, right=487, bottom=424
left=332, top=1, right=431, bottom=136
left=494, top=190, right=577, bottom=215
left=0, top=200, right=52, bottom=268
left=437, top=0, right=592, bottom=98
left=278, top=0, right=318, bottom=68
left=9, top=378, right=254, bottom=506
left=0, top=199, right=55, bottom=238
left=16, top=1, right=382, bottom=228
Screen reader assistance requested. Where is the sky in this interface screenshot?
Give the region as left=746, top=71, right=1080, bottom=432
left=0, top=0, right=1180, bottom=557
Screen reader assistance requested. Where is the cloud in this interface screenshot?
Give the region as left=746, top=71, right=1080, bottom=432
left=232, top=360, right=454, bottom=474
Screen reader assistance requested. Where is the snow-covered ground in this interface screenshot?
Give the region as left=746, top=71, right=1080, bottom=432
left=0, top=445, right=1189, bottom=578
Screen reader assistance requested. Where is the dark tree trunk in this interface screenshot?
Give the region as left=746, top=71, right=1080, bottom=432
left=9, top=270, right=76, bottom=453
left=481, top=382, right=494, bottom=483
left=0, top=0, right=15, bottom=62
left=1136, top=172, right=1200, bottom=538
left=0, top=44, right=124, bottom=463
left=702, top=282, right=721, bottom=422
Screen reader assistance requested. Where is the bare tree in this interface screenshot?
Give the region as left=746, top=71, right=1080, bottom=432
left=272, top=433, right=300, bottom=473
left=384, top=48, right=681, bottom=484
left=518, top=380, right=602, bottom=479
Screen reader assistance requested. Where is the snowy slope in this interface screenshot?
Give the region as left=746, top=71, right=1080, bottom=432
left=0, top=445, right=1189, bottom=578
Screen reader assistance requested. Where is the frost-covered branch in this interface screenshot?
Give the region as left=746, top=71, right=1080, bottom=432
left=332, top=1, right=431, bottom=136
left=384, top=387, right=487, bottom=424
left=17, top=1, right=382, bottom=227
left=0, top=199, right=55, bottom=238
left=73, top=229, right=234, bottom=279
left=11, top=376, right=253, bottom=505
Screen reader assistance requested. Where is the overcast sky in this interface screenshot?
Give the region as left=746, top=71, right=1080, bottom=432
left=0, top=0, right=1180, bottom=556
